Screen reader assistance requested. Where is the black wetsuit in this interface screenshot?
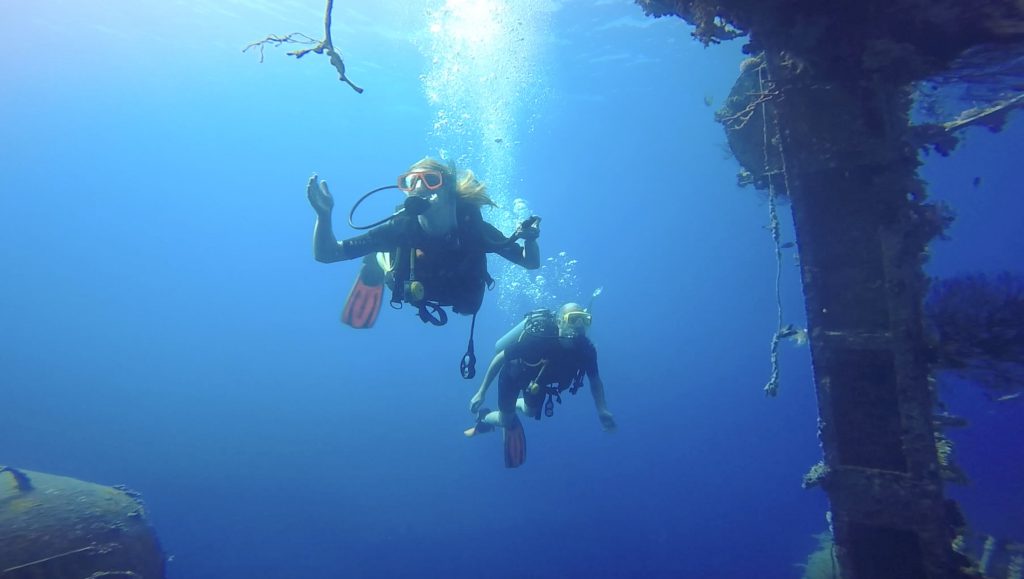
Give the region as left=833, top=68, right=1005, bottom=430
left=499, top=335, right=599, bottom=418
left=339, top=206, right=527, bottom=314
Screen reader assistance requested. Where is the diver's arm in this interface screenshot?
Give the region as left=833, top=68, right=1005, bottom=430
left=587, top=369, right=616, bottom=432
left=513, top=216, right=541, bottom=269
left=308, top=175, right=399, bottom=262
left=315, top=217, right=397, bottom=262
left=482, top=220, right=541, bottom=270
left=335, top=226, right=398, bottom=261
left=522, top=237, right=540, bottom=269
left=308, top=175, right=347, bottom=263
left=492, top=239, right=536, bottom=269
left=470, top=350, right=506, bottom=413
left=312, top=215, right=347, bottom=262
left=512, top=215, right=544, bottom=270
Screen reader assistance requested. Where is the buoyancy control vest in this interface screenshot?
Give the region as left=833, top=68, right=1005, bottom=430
left=382, top=207, right=498, bottom=380
left=385, top=208, right=494, bottom=324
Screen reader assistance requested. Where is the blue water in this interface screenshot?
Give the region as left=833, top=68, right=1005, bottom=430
left=1, top=1, right=1020, bottom=578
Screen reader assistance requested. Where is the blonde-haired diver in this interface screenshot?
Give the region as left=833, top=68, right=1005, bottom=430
left=306, top=157, right=541, bottom=378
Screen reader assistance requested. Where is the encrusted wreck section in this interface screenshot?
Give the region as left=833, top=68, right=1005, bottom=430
left=0, top=467, right=166, bottom=578
left=637, top=1, right=1024, bottom=578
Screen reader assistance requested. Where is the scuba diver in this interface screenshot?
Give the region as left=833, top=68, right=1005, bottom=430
left=464, top=301, right=616, bottom=468
left=306, top=157, right=541, bottom=378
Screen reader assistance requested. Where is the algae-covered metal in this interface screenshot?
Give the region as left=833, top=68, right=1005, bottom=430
left=637, top=0, right=1024, bottom=577
left=0, top=466, right=166, bottom=578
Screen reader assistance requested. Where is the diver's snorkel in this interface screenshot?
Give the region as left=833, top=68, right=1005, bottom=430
left=348, top=185, right=432, bottom=230
left=585, top=286, right=603, bottom=314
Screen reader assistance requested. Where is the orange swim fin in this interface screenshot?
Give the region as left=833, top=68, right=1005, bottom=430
left=341, top=255, right=385, bottom=329
left=503, top=418, right=527, bottom=468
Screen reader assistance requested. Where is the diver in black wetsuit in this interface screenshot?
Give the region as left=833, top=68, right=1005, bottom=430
left=465, top=302, right=616, bottom=468
left=306, top=157, right=541, bottom=327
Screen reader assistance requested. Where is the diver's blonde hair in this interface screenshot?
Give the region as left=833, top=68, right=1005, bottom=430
left=410, top=157, right=497, bottom=208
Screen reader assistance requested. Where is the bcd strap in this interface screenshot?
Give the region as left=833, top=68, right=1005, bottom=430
left=417, top=302, right=448, bottom=326
left=569, top=371, right=585, bottom=395
left=543, top=388, right=563, bottom=419
left=460, top=313, right=478, bottom=379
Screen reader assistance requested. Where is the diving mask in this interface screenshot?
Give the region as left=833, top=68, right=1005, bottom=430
left=562, top=311, right=592, bottom=330
left=398, top=170, right=444, bottom=193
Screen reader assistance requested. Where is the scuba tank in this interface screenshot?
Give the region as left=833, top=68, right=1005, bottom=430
left=494, top=317, right=529, bottom=353
left=495, top=309, right=559, bottom=353
left=495, top=288, right=602, bottom=353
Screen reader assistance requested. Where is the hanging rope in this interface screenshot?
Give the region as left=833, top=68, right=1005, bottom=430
left=755, top=54, right=796, bottom=397
left=2, top=544, right=101, bottom=574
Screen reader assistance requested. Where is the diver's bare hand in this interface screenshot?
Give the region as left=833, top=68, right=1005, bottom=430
left=598, top=410, right=617, bottom=432
left=307, top=174, right=335, bottom=216
left=469, top=391, right=485, bottom=414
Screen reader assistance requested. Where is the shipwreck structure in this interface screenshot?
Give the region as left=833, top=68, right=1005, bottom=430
left=0, top=466, right=166, bottom=578
left=636, top=1, right=1024, bottom=578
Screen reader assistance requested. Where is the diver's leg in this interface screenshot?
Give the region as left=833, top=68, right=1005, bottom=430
left=516, top=397, right=529, bottom=415
left=480, top=410, right=502, bottom=427
left=473, top=368, right=520, bottom=428
left=465, top=368, right=509, bottom=437
left=517, top=390, right=543, bottom=419
left=468, top=367, right=529, bottom=467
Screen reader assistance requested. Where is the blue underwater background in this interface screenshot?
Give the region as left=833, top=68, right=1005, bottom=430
left=1, top=1, right=1021, bottom=577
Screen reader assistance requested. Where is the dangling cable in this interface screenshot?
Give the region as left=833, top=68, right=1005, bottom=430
left=758, top=54, right=790, bottom=398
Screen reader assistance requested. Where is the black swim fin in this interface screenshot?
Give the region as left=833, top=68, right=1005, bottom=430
left=463, top=408, right=495, bottom=438
left=503, top=417, right=527, bottom=468
left=341, top=254, right=385, bottom=329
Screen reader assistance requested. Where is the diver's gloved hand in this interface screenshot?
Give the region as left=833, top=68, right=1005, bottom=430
left=306, top=174, right=335, bottom=217
left=469, top=391, right=486, bottom=414
left=514, top=216, right=541, bottom=240
left=598, top=410, right=617, bottom=433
